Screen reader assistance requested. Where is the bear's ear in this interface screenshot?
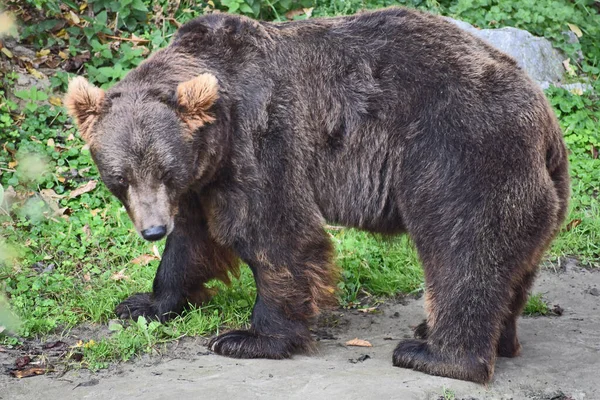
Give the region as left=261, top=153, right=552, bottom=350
left=176, top=73, right=219, bottom=134
left=64, top=77, right=105, bottom=144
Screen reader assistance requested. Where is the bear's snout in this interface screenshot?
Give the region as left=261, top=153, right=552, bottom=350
left=141, top=225, right=167, bottom=241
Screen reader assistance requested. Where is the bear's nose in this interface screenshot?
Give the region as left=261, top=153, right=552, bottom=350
left=141, top=225, right=167, bottom=241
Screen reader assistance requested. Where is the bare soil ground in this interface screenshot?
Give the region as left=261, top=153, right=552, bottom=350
left=1, top=264, right=599, bottom=400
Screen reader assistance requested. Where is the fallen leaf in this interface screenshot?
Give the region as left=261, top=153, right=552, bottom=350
left=285, top=9, right=305, bottom=19
left=82, top=224, right=91, bottom=239
left=8, top=160, right=17, bottom=169
left=152, top=245, right=161, bottom=259
left=69, top=180, right=97, bottom=198
left=39, top=189, right=67, bottom=216
left=26, top=67, right=45, bottom=80
left=565, top=219, right=582, bottom=231
left=567, top=23, right=583, bottom=38
left=58, top=51, right=68, bottom=60
left=111, top=269, right=129, bottom=281
left=90, top=208, right=101, bottom=216
left=67, top=133, right=75, bottom=141
left=47, top=138, right=55, bottom=147
left=40, top=188, right=64, bottom=200
left=562, top=59, right=576, bottom=77
left=131, top=254, right=159, bottom=265
left=36, top=49, right=50, bottom=57
left=1, top=47, right=13, bottom=58
left=10, top=367, right=47, bottom=378
left=345, top=338, right=372, bottom=347
left=56, top=29, right=69, bottom=39
left=69, top=10, right=80, bottom=25
left=303, top=7, right=314, bottom=18
left=83, top=273, right=91, bottom=282
left=49, top=96, right=62, bottom=107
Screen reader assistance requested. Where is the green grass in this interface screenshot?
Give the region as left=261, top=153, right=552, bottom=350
left=523, top=294, right=551, bottom=316
left=1, top=0, right=600, bottom=367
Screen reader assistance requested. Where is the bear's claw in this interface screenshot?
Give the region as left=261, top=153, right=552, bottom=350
left=393, top=339, right=493, bottom=384
left=115, top=292, right=169, bottom=322
left=208, top=329, right=309, bottom=359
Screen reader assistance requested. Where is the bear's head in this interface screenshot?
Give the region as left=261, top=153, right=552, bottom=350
left=64, top=74, right=219, bottom=241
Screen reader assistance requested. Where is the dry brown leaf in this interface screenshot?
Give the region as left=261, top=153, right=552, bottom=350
left=26, top=67, right=45, bottom=80
left=36, top=49, right=50, bottom=57
left=69, top=180, right=97, bottom=199
left=40, top=188, right=64, bottom=200
left=8, top=161, right=18, bottom=169
left=67, top=133, right=75, bottom=141
left=110, top=269, right=129, bottom=281
left=83, top=273, right=91, bottom=282
left=69, top=10, right=80, bottom=25
left=39, top=189, right=67, bottom=216
left=567, top=23, right=583, bottom=38
left=58, top=51, right=68, bottom=60
left=10, top=367, right=47, bottom=378
left=49, top=96, right=63, bottom=107
left=1, top=47, right=13, bottom=58
left=131, top=254, right=159, bottom=265
left=285, top=9, right=305, bottom=19
left=565, top=219, right=582, bottom=231
left=152, top=245, right=161, bottom=259
left=47, top=138, right=55, bottom=147
left=345, top=338, right=372, bottom=347
left=82, top=224, right=91, bottom=239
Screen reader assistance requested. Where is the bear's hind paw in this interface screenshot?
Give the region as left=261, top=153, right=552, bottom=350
left=392, top=339, right=493, bottom=384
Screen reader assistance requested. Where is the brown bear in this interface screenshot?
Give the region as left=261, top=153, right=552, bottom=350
left=64, top=7, right=569, bottom=383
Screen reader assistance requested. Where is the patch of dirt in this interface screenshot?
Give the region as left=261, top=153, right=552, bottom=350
left=1, top=266, right=599, bottom=400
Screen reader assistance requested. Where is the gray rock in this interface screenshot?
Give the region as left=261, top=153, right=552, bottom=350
left=10, top=45, right=36, bottom=59
left=447, top=18, right=565, bottom=88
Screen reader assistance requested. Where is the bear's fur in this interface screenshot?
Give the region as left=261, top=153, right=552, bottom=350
left=64, top=7, right=569, bottom=383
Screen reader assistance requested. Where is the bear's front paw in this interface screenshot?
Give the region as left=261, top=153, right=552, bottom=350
left=208, top=330, right=310, bottom=359
left=393, top=339, right=492, bottom=383
left=115, top=293, right=171, bottom=322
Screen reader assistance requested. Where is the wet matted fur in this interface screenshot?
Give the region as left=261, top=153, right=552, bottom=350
left=64, top=7, right=569, bottom=383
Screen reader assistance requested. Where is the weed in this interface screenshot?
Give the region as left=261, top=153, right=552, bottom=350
left=523, top=294, right=551, bottom=316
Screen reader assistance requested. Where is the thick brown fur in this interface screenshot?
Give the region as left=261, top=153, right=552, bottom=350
left=64, top=7, right=569, bottom=384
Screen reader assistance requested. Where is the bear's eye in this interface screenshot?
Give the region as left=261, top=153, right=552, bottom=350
left=116, top=176, right=128, bottom=187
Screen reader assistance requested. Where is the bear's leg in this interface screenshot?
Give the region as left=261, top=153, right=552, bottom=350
left=393, top=252, right=509, bottom=383
left=116, top=212, right=238, bottom=322
left=209, top=228, right=337, bottom=359
left=394, top=198, right=562, bottom=381
left=497, top=269, right=538, bottom=357
left=414, top=269, right=537, bottom=359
